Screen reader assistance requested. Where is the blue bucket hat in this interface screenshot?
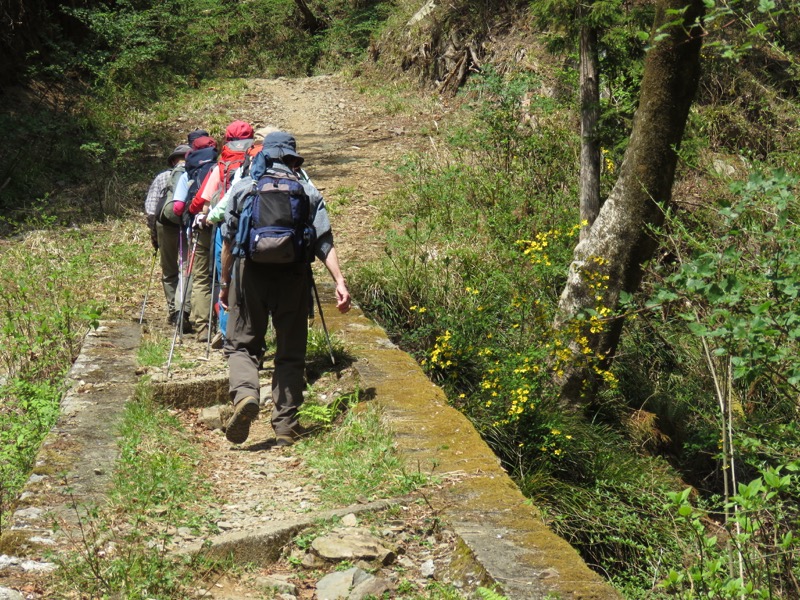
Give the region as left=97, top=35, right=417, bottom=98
left=262, top=131, right=304, bottom=167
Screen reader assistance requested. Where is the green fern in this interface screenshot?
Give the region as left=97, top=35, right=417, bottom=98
left=477, top=587, right=509, bottom=600
left=298, top=387, right=360, bottom=426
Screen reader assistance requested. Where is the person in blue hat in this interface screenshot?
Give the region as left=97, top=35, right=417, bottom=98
left=218, top=131, right=351, bottom=447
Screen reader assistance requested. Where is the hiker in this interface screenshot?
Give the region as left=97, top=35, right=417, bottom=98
left=171, top=134, right=219, bottom=337
left=218, top=130, right=351, bottom=447
left=192, top=120, right=260, bottom=349
left=144, top=144, right=192, bottom=330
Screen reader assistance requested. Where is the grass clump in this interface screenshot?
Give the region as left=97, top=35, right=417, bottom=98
left=298, top=398, right=429, bottom=506
left=137, top=336, right=169, bottom=368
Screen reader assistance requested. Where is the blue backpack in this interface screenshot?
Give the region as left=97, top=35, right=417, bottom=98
left=233, top=169, right=316, bottom=264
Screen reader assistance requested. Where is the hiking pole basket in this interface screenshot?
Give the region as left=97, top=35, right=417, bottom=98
left=138, top=249, right=158, bottom=324
left=310, top=270, right=336, bottom=366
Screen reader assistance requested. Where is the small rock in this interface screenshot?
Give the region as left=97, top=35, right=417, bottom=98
left=397, top=555, right=415, bottom=569
left=28, top=536, right=56, bottom=546
left=538, top=567, right=559, bottom=579
left=20, top=559, right=57, bottom=573
left=420, top=558, right=435, bottom=578
left=13, top=507, right=42, bottom=522
left=301, top=552, right=327, bottom=569
left=341, top=513, right=358, bottom=527
left=311, top=530, right=389, bottom=561
left=315, top=567, right=360, bottom=600
left=255, top=574, right=296, bottom=595
left=349, top=575, right=391, bottom=600
left=0, top=586, right=25, bottom=600
left=376, top=547, right=396, bottom=566
left=198, top=405, right=232, bottom=430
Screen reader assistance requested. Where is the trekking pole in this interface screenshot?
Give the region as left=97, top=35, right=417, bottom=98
left=206, top=225, right=218, bottom=358
left=167, top=228, right=198, bottom=377
left=309, top=270, right=336, bottom=366
left=138, top=249, right=158, bottom=324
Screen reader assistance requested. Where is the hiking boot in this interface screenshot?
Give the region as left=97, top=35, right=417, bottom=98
left=210, top=331, right=224, bottom=350
left=194, top=322, right=209, bottom=341
left=181, top=316, right=193, bottom=334
left=225, top=397, right=259, bottom=444
left=272, top=424, right=312, bottom=447
left=274, top=435, right=294, bottom=447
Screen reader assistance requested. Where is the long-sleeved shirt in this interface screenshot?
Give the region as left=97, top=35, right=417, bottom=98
left=144, top=170, right=171, bottom=216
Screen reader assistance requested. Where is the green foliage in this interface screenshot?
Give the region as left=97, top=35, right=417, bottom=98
left=356, top=71, right=589, bottom=428
left=0, top=377, right=62, bottom=531
left=528, top=0, right=654, bottom=164
left=113, top=384, right=216, bottom=524
left=476, top=586, right=509, bottom=600
left=315, top=1, right=394, bottom=71
left=298, top=403, right=430, bottom=505
left=137, top=338, right=168, bottom=367
left=306, top=323, right=347, bottom=367
left=298, top=387, right=360, bottom=428
left=652, top=170, right=800, bottom=421
left=1, top=0, right=396, bottom=229
left=663, top=464, right=800, bottom=599
left=521, top=420, right=685, bottom=597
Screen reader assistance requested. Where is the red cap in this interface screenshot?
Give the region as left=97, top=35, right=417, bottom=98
left=191, top=135, right=217, bottom=150
left=225, top=120, right=254, bottom=141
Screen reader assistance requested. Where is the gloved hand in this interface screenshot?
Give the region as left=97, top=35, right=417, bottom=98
left=193, top=213, right=208, bottom=229
left=150, top=230, right=159, bottom=251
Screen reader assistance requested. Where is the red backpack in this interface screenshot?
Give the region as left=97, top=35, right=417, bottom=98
left=212, top=140, right=263, bottom=206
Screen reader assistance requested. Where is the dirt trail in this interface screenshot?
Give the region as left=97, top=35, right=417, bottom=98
left=235, top=76, right=415, bottom=266
left=137, top=76, right=458, bottom=599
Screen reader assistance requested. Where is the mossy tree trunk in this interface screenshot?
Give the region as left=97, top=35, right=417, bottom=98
left=555, top=0, right=705, bottom=405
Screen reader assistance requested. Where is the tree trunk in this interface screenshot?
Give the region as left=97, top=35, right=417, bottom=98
left=293, top=0, right=325, bottom=34
left=554, top=0, right=705, bottom=405
left=579, top=21, right=601, bottom=240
